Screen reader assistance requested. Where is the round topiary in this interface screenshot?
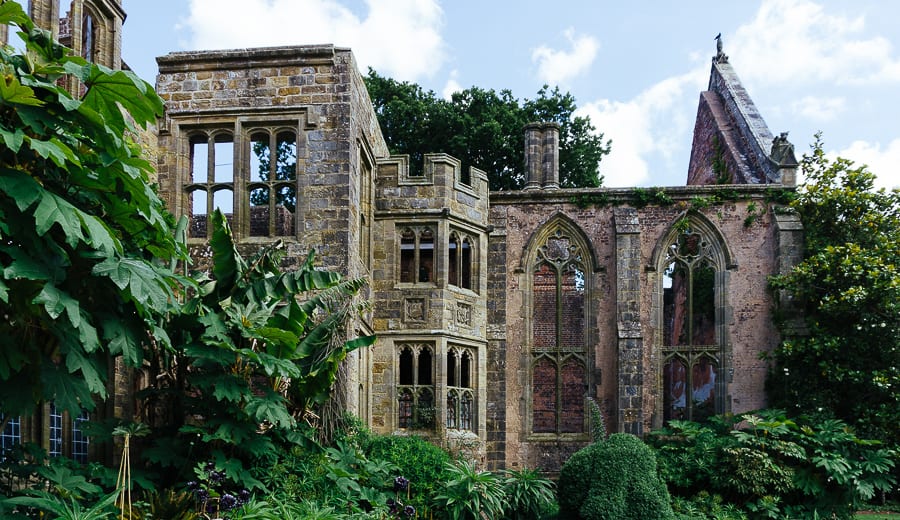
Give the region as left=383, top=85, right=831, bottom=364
left=558, top=433, right=675, bottom=520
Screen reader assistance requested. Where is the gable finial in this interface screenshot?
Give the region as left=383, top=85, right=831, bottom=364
left=713, top=32, right=729, bottom=63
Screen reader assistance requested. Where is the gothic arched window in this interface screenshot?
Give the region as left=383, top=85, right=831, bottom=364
left=530, top=226, right=588, bottom=434
left=446, top=347, right=475, bottom=431
left=660, top=221, right=726, bottom=423
left=397, top=343, right=435, bottom=429
left=399, top=227, right=435, bottom=283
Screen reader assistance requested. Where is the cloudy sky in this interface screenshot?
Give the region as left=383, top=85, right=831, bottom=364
left=113, top=0, right=900, bottom=189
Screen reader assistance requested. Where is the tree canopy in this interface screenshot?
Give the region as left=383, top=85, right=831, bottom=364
left=364, top=70, right=611, bottom=191
left=768, top=134, right=900, bottom=446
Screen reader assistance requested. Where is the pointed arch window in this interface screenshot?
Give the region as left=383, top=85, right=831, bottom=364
left=397, top=343, right=435, bottom=429
left=530, top=227, right=588, bottom=434
left=446, top=347, right=475, bottom=431
left=399, top=226, right=435, bottom=283
left=448, top=231, right=475, bottom=290
left=661, top=224, right=724, bottom=422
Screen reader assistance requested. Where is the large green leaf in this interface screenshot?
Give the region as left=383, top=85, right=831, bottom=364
left=102, top=318, right=143, bottom=366
left=33, top=190, right=85, bottom=247
left=79, top=64, right=164, bottom=132
left=91, top=256, right=173, bottom=311
left=0, top=167, right=41, bottom=211
left=208, top=209, right=244, bottom=294
left=0, top=126, right=25, bottom=152
left=0, top=0, right=29, bottom=26
left=210, top=375, right=249, bottom=403
left=41, top=362, right=99, bottom=415
left=245, top=391, right=294, bottom=429
left=0, top=73, right=44, bottom=106
left=32, top=282, right=80, bottom=328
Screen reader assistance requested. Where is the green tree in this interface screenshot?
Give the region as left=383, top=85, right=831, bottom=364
left=365, top=69, right=610, bottom=191
left=0, top=1, right=180, bottom=421
left=768, top=134, right=900, bottom=446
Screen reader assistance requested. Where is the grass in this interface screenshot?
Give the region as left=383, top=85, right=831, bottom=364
left=855, top=513, right=900, bottom=519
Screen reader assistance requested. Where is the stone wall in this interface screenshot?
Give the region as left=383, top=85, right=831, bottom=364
left=487, top=185, right=788, bottom=472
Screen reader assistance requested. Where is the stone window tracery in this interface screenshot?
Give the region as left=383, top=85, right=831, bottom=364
left=397, top=343, right=435, bottom=429
left=661, top=224, right=724, bottom=422
left=446, top=347, right=475, bottom=431
left=530, top=227, right=588, bottom=435
left=248, top=129, right=297, bottom=237
left=448, top=231, right=474, bottom=290
left=184, top=126, right=299, bottom=239
left=399, top=226, right=435, bottom=283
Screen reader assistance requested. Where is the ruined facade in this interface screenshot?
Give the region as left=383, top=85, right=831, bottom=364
left=3, top=1, right=803, bottom=473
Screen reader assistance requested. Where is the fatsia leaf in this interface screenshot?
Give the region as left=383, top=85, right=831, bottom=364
left=91, top=257, right=172, bottom=311
left=80, top=64, right=164, bottom=132
left=33, top=191, right=85, bottom=247
left=255, top=352, right=301, bottom=379
left=245, top=392, right=294, bottom=429
left=27, top=137, right=75, bottom=167
left=2, top=247, right=56, bottom=281
left=0, top=74, right=44, bottom=106
left=63, top=346, right=104, bottom=394
left=32, top=283, right=80, bottom=328
left=0, top=167, right=41, bottom=211
left=41, top=362, right=99, bottom=415
left=78, top=213, right=121, bottom=254
left=0, top=278, right=7, bottom=304
left=0, top=0, right=30, bottom=26
left=102, top=319, right=142, bottom=366
left=0, top=340, right=28, bottom=378
left=210, top=375, right=248, bottom=403
left=0, top=126, right=25, bottom=152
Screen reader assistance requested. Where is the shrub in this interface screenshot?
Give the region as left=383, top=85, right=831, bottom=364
left=502, top=468, right=556, bottom=520
left=364, top=434, right=451, bottom=511
left=432, top=460, right=506, bottom=520
left=647, top=411, right=898, bottom=520
left=558, top=433, right=674, bottom=520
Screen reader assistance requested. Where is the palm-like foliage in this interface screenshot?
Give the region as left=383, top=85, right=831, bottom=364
left=140, top=210, right=375, bottom=488
left=432, top=460, right=506, bottom=520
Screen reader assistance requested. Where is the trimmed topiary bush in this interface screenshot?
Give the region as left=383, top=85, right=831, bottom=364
left=558, top=433, right=674, bottom=520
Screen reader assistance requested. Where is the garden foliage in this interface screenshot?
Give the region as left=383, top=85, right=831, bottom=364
left=138, top=210, right=374, bottom=489
left=647, top=410, right=897, bottom=519
left=0, top=0, right=181, bottom=420
left=558, top=433, right=675, bottom=520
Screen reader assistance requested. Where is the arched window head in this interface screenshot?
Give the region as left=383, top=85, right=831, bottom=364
left=448, top=231, right=476, bottom=290
left=658, top=218, right=727, bottom=423
left=529, top=222, right=590, bottom=435
left=398, top=226, right=435, bottom=283
left=396, top=343, right=435, bottom=429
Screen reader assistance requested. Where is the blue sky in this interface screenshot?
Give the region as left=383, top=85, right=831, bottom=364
left=117, top=0, right=900, bottom=189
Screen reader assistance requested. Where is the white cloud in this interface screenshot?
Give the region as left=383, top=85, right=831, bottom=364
left=441, top=69, right=462, bottom=100
left=531, top=28, right=599, bottom=85
left=833, top=139, right=900, bottom=190
left=183, top=0, right=445, bottom=82
left=790, top=96, right=846, bottom=122
left=730, top=0, right=900, bottom=86
left=578, top=67, right=707, bottom=187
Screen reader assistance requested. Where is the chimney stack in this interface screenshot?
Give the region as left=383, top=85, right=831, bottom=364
left=523, top=122, right=560, bottom=190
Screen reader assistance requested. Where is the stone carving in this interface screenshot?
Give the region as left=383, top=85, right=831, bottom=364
left=405, top=298, right=425, bottom=322
left=457, top=303, right=472, bottom=326
left=770, top=131, right=798, bottom=166
left=714, top=32, right=729, bottom=63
